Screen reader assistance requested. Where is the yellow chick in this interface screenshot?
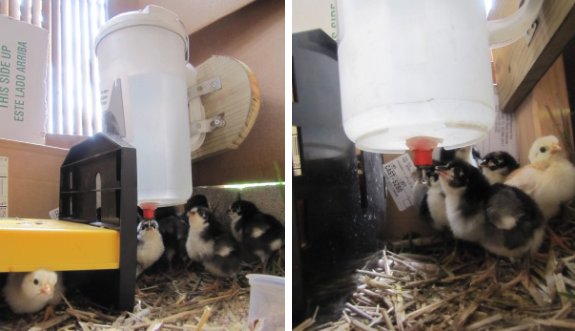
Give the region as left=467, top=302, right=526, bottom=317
left=505, top=135, right=575, bottom=220
left=3, top=269, right=63, bottom=314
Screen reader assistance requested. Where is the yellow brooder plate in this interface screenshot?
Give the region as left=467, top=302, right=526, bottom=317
left=0, top=218, right=120, bottom=272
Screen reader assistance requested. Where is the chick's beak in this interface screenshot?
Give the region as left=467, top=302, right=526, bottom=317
left=551, top=143, right=562, bottom=154
left=40, top=283, right=53, bottom=295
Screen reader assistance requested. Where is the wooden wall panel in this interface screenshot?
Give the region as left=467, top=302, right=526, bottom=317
left=514, top=56, right=574, bottom=164
left=189, top=0, right=285, bottom=186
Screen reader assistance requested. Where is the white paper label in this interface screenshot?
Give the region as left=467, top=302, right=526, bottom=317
left=0, top=156, right=7, bottom=217
left=49, top=208, right=59, bottom=220
left=383, top=153, right=417, bottom=211
left=292, top=126, right=302, bottom=176
left=477, top=88, right=518, bottom=159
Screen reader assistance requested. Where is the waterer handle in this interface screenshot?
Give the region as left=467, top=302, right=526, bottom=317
left=178, top=19, right=190, bottom=63
left=186, top=63, right=206, bottom=152
left=487, top=0, right=543, bottom=48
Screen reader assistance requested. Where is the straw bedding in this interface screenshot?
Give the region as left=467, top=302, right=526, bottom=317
left=0, top=251, right=284, bottom=331
left=297, top=212, right=575, bottom=331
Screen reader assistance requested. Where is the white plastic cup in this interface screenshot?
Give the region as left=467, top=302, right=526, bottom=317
left=247, top=274, right=285, bottom=330
left=95, top=5, right=192, bottom=206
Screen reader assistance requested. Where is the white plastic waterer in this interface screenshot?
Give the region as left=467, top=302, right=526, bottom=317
left=336, top=0, right=543, bottom=167
left=95, top=5, right=200, bottom=209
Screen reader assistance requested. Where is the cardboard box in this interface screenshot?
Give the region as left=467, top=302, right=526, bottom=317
left=293, top=0, right=338, bottom=39
left=0, top=138, right=67, bottom=218
left=0, top=16, right=49, bottom=145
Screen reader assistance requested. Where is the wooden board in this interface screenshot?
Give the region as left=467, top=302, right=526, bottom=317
left=491, top=0, right=575, bottom=113
left=0, top=218, right=119, bottom=272
left=191, top=55, right=261, bottom=161
left=515, top=56, right=574, bottom=165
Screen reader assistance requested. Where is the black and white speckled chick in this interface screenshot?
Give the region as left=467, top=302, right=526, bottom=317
left=437, top=160, right=544, bottom=258
left=136, top=218, right=165, bottom=277
left=185, top=206, right=241, bottom=278
left=227, top=199, right=284, bottom=267
left=480, top=151, right=519, bottom=185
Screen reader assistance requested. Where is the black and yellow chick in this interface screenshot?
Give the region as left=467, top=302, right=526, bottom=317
left=154, top=206, right=189, bottom=269
left=436, top=160, right=488, bottom=244
left=480, top=151, right=519, bottom=185
left=419, top=166, right=449, bottom=231
left=185, top=206, right=241, bottom=278
left=181, top=194, right=210, bottom=219
left=227, top=199, right=284, bottom=270
left=419, top=147, right=481, bottom=232
left=437, top=160, right=544, bottom=256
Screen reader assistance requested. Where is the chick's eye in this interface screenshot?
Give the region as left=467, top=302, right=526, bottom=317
left=33, top=278, right=39, bottom=285
left=540, top=146, right=547, bottom=153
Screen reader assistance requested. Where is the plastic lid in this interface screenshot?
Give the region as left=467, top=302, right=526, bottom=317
left=142, top=208, right=155, bottom=220
left=412, top=149, right=433, bottom=166
left=406, top=136, right=442, bottom=167
left=140, top=202, right=157, bottom=220
left=95, top=5, right=188, bottom=53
